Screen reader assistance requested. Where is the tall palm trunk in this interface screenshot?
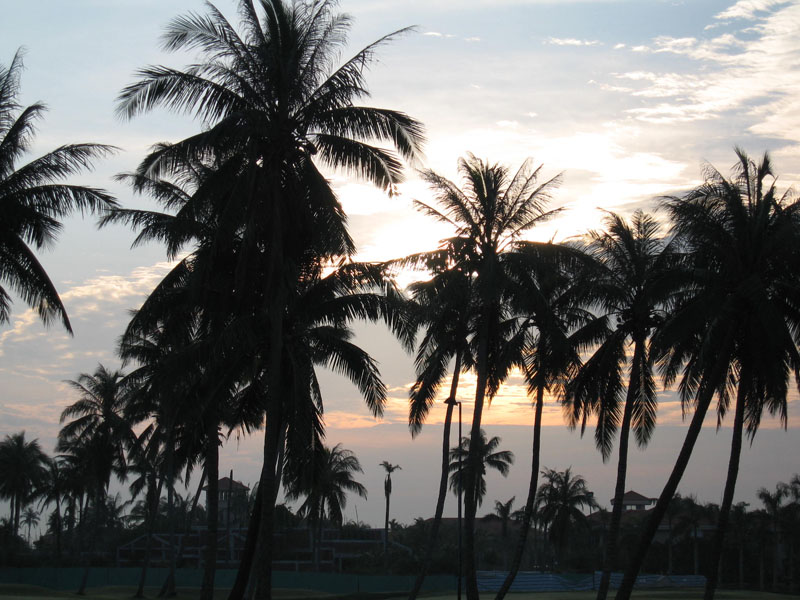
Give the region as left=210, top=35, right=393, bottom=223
left=254, top=282, right=287, bottom=600
left=408, top=352, right=461, bottom=600
left=495, top=383, right=544, bottom=600
left=200, top=419, right=219, bottom=600
left=465, top=315, right=492, bottom=600
left=597, top=340, right=644, bottom=600
left=77, top=485, right=104, bottom=595
left=228, top=478, right=263, bottom=600
left=160, top=468, right=206, bottom=598
left=54, top=495, right=62, bottom=563
left=615, top=335, right=732, bottom=600
left=136, top=471, right=165, bottom=598
left=704, top=381, right=746, bottom=599
left=165, top=435, right=178, bottom=597
left=614, top=383, right=712, bottom=598
left=14, top=495, right=21, bottom=538
left=772, top=521, right=780, bottom=590
left=231, top=422, right=286, bottom=600
left=384, top=478, right=391, bottom=561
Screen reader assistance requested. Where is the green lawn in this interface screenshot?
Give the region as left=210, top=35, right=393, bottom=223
left=0, top=585, right=332, bottom=600
left=1, top=586, right=798, bottom=600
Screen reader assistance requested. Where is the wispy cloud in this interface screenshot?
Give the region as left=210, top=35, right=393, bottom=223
left=714, top=0, right=792, bottom=20
left=544, top=37, right=602, bottom=47
left=599, top=1, right=800, bottom=136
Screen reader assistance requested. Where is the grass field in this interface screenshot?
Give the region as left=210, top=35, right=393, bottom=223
left=1, top=585, right=799, bottom=600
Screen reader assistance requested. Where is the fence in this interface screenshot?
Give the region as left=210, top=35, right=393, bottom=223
left=476, top=570, right=706, bottom=592
left=0, top=567, right=456, bottom=594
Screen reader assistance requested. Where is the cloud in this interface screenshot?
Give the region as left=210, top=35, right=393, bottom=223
left=544, top=37, right=602, bottom=47
left=597, top=1, right=800, bottom=136
left=423, top=31, right=455, bottom=38
left=714, top=0, right=792, bottom=20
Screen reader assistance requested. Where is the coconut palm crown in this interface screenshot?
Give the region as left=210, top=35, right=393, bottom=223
left=1, top=50, right=115, bottom=332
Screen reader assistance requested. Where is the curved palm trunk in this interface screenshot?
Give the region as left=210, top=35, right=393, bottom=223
left=231, top=422, right=285, bottom=600
left=465, top=313, right=492, bottom=600
left=200, top=420, right=219, bottom=600
left=597, top=341, right=644, bottom=600
left=615, top=382, right=715, bottom=599
left=704, top=382, right=746, bottom=599
left=614, top=329, right=734, bottom=600
left=408, top=353, right=462, bottom=600
left=136, top=471, right=165, bottom=598
left=494, top=383, right=545, bottom=600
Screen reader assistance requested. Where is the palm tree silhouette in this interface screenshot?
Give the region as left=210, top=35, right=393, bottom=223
left=380, top=461, right=401, bottom=557
left=758, top=482, right=789, bottom=590
left=38, top=456, right=67, bottom=561
left=617, top=149, right=800, bottom=600
left=0, top=50, right=115, bottom=332
left=117, top=2, right=424, bottom=594
left=416, top=154, right=561, bottom=599
left=496, top=251, right=597, bottom=600
left=21, top=507, right=39, bottom=545
left=563, top=210, right=679, bottom=600
left=58, top=364, right=134, bottom=595
left=285, top=443, right=367, bottom=570
left=0, top=432, right=47, bottom=539
left=535, top=467, right=597, bottom=569
left=403, top=247, right=474, bottom=600
left=449, top=429, right=514, bottom=508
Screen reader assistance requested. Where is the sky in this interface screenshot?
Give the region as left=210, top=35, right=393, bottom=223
left=2, top=0, right=800, bottom=531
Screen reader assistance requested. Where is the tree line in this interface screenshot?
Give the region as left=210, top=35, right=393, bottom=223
left=2, top=1, right=800, bottom=599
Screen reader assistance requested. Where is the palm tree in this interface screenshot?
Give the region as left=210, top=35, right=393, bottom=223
left=284, top=443, right=367, bottom=569
left=535, top=467, right=597, bottom=569
left=562, top=211, right=679, bottom=600
left=403, top=248, right=474, bottom=600
left=416, top=154, right=561, bottom=599
left=0, top=50, right=115, bottom=332
left=758, top=482, right=789, bottom=590
left=380, top=461, right=401, bottom=556
left=0, top=432, right=47, bottom=538
left=38, top=456, right=68, bottom=560
left=616, top=149, right=800, bottom=600
left=21, top=507, right=39, bottom=545
left=495, top=251, right=598, bottom=600
left=117, top=2, right=424, bottom=594
left=449, top=430, right=514, bottom=508
left=673, top=495, right=707, bottom=576
left=492, top=497, right=515, bottom=569
left=58, top=364, right=134, bottom=595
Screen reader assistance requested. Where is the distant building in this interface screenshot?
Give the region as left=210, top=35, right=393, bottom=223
left=203, top=475, right=250, bottom=528
left=611, top=490, right=656, bottom=511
